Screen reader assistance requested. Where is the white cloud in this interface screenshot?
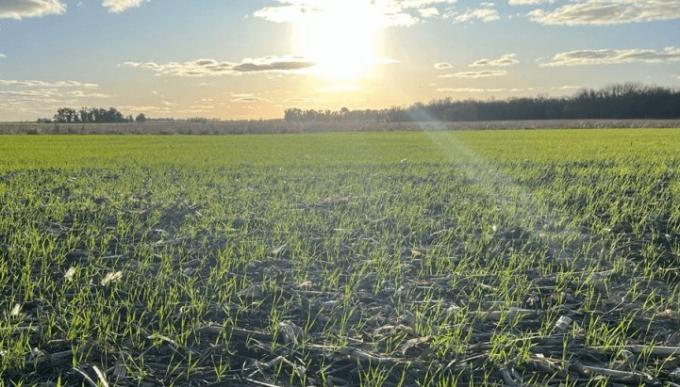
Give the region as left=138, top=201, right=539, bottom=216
left=553, top=85, right=583, bottom=90
left=101, top=0, right=146, bottom=13
left=0, top=79, right=108, bottom=99
left=470, top=53, right=520, bottom=67
left=0, top=79, right=111, bottom=117
left=439, top=70, right=508, bottom=78
left=508, top=0, right=553, bottom=5
left=61, top=90, right=110, bottom=98
left=254, top=0, right=458, bottom=27
left=434, top=62, right=453, bottom=70
left=541, top=47, right=680, bottom=66
left=118, top=105, right=171, bottom=114
left=435, top=86, right=580, bottom=96
left=418, top=7, right=439, bottom=17
left=0, top=53, right=6, bottom=58
left=120, top=104, right=215, bottom=116
left=0, top=0, right=148, bottom=19
left=436, top=87, right=535, bottom=93
left=231, top=93, right=266, bottom=103
left=0, top=0, right=65, bottom=19
left=530, top=0, right=680, bottom=25
left=449, top=4, right=500, bottom=23
left=123, top=56, right=315, bottom=77
left=0, top=79, right=99, bottom=88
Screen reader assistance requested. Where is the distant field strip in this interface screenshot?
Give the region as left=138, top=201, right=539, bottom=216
left=0, top=129, right=679, bottom=385
left=2, top=119, right=680, bottom=135
left=1, top=129, right=680, bottom=168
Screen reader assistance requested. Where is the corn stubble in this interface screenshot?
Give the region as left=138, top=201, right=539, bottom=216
left=0, top=129, right=679, bottom=386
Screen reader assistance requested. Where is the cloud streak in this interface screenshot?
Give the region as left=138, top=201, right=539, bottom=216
left=0, top=78, right=110, bottom=116
left=0, top=0, right=149, bottom=20
left=123, top=56, right=315, bottom=77
left=231, top=93, right=267, bottom=103
left=470, top=53, right=520, bottom=67
left=435, top=85, right=581, bottom=95
left=0, top=0, right=65, bottom=19
left=434, top=62, right=453, bottom=70
left=530, top=0, right=680, bottom=25
left=439, top=70, right=508, bottom=78
left=541, top=47, right=680, bottom=66
left=449, top=4, right=500, bottom=23
left=254, top=0, right=458, bottom=27
left=508, top=0, right=553, bottom=4
left=436, top=87, right=535, bottom=93
left=0, top=79, right=99, bottom=88
left=101, top=0, right=147, bottom=13
left=0, top=79, right=107, bottom=98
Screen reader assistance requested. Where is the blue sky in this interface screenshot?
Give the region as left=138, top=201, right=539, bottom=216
left=0, top=0, right=679, bottom=120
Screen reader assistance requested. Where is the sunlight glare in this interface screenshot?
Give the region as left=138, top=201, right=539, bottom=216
left=295, top=0, right=382, bottom=81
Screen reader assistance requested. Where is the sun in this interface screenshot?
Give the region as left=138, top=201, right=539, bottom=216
left=294, top=0, right=382, bottom=81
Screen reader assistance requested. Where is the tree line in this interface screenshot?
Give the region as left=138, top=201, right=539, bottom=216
left=284, top=84, right=680, bottom=123
left=38, top=107, right=147, bottom=123
left=35, top=84, right=680, bottom=125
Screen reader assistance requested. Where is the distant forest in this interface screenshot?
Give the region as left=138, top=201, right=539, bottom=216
left=284, top=84, right=680, bottom=123
left=38, top=107, right=146, bottom=124
left=36, top=83, right=680, bottom=127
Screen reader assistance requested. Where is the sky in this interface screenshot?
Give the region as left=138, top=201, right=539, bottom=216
left=0, top=0, right=679, bottom=121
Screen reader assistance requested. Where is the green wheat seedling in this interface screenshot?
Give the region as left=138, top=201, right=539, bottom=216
left=0, top=129, right=678, bottom=385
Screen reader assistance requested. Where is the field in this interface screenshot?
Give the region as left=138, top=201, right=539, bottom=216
left=0, top=129, right=679, bottom=386
left=2, top=119, right=680, bottom=136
